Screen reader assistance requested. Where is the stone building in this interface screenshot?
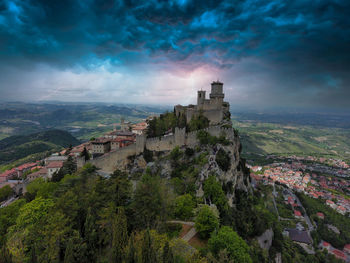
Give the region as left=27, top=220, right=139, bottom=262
left=91, top=139, right=111, bottom=154
left=174, top=81, right=230, bottom=124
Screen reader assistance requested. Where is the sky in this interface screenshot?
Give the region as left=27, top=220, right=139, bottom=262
left=0, top=0, right=349, bottom=110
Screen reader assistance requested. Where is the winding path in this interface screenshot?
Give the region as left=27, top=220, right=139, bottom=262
left=167, top=221, right=197, bottom=241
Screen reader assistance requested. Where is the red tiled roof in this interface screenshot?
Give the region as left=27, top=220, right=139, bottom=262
left=294, top=210, right=302, bottom=217
left=332, top=249, right=346, bottom=260
left=344, top=244, right=350, bottom=250
left=16, top=163, right=37, bottom=171
left=47, top=161, right=64, bottom=169
left=323, top=241, right=330, bottom=247
left=317, top=212, right=324, bottom=218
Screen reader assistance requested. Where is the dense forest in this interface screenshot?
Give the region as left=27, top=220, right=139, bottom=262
left=0, top=142, right=344, bottom=262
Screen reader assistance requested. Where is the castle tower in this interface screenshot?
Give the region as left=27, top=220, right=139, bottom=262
left=197, top=90, right=206, bottom=105
left=209, top=81, right=224, bottom=107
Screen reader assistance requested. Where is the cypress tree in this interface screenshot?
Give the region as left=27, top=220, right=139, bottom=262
left=125, top=233, right=137, bottom=263
left=141, top=229, right=156, bottom=263
left=110, top=207, right=128, bottom=262
left=84, top=208, right=98, bottom=263
left=162, top=241, right=174, bottom=263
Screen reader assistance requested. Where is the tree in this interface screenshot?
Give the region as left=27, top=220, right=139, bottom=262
left=203, top=176, right=228, bottom=212
left=125, top=233, right=137, bottom=263
left=141, top=229, right=157, bottom=263
left=132, top=174, right=171, bottom=228
left=110, top=170, right=132, bottom=207
left=110, top=207, right=128, bottom=262
left=215, top=149, right=231, bottom=171
left=80, top=147, right=90, bottom=161
left=173, top=194, right=195, bottom=220
left=208, top=226, right=252, bottom=263
left=162, top=241, right=174, bottom=263
left=195, top=205, right=219, bottom=239
left=188, top=113, right=209, bottom=132
left=84, top=208, right=98, bottom=263
left=64, top=231, right=88, bottom=263
left=0, top=185, right=13, bottom=202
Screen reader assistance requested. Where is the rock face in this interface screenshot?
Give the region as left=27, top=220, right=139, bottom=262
left=128, top=129, right=252, bottom=206
left=257, top=228, right=274, bottom=250
left=194, top=135, right=251, bottom=206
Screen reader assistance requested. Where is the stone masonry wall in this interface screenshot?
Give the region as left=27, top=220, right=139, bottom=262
left=81, top=125, right=235, bottom=173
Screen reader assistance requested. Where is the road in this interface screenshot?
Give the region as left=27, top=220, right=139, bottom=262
left=272, top=183, right=280, bottom=220
left=0, top=196, right=18, bottom=208
left=286, top=188, right=314, bottom=232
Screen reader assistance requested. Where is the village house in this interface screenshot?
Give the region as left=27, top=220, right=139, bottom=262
left=317, top=212, right=325, bottom=219
left=27, top=168, right=48, bottom=182
left=45, top=155, right=68, bottom=166
left=47, top=161, right=64, bottom=179
left=91, top=139, right=111, bottom=155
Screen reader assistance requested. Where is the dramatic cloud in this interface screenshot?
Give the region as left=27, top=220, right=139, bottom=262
left=0, top=0, right=349, bottom=109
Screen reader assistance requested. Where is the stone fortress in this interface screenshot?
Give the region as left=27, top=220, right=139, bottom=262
left=79, top=81, right=235, bottom=173
left=174, top=81, right=230, bottom=124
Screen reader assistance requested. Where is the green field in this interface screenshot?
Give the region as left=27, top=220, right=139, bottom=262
left=232, top=118, right=350, bottom=162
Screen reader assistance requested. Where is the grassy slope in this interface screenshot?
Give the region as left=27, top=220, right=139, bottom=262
left=233, top=119, right=350, bottom=162
left=0, top=130, right=80, bottom=168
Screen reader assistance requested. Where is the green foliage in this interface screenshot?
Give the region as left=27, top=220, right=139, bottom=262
left=297, top=192, right=350, bottom=249
left=195, top=205, right=219, bottom=239
left=215, top=148, right=231, bottom=172
left=132, top=174, right=172, bottom=229
left=203, top=175, right=228, bottom=213
left=110, top=170, right=132, bottom=207
left=0, top=185, right=13, bottom=202
left=173, top=194, right=195, bottom=220
left=162, top=241, right=174, bottom=263
left=232, top=190, right=276, bottom=239
left=143, top=148, right=154, bottom=162
left=52, top=155, right=77, bottom=182
left=80, top=147, right=90, bottom=161
left=141, top=229, right=157, bottom=263
left=197, top=131, right=230, bottom=146
left=171, top=166, right=198, bottom=195
left=185, top=147, right=195, bottom=157
left=15, top=197, right=55, bottom=229
left=188, top=113, right=209, bottom=132
left=194, top=152, right=208, bottom=166
left=110, top=207, right=128, bottom=262
left=0, top=199, right=26, bottom=248
left=25, top=178, right=58, bottom=201
left=208, top=226, right=252, bottom=263
left=170, top=146, right=183, bottom=162
left=146, top=112, right=186, bottom=138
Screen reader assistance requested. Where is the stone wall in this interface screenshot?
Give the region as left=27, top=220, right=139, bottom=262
left=81, top=125, right=235, bottom=173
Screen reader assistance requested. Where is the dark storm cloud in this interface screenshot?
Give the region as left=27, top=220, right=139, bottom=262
left=0, top=0, right=349, bottom=108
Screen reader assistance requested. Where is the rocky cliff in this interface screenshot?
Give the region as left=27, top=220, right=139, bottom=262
left=127, top=128, right=252, bottom=206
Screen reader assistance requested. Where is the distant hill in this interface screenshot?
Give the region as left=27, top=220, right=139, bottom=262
left=0, top=130, right=80, bottom=165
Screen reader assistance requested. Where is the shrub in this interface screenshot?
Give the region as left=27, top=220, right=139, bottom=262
left=188, top=113, right=210, bottom=132
left=208, top=226, right=252, bottom=263
left=0, top=185, right=13, bottom=202
left=195, top=205, right=219, bottom=239
left=143, top=148, right=154, bottom=162
left=173, top=194, right=195, bottom=220
left=185, top=148, right=194, bottom=157
left=170, top=146, right=182, bottom=162
left=216, top=149, right=231, bottom=171
left=203, top=176, right=228, bottom=212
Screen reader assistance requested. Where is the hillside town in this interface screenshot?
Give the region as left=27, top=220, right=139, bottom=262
left=249, top=157, right=350, bottom=215
left=0, top=119, right=149, bottom=204
left=249, top=157, right=350, bottom=261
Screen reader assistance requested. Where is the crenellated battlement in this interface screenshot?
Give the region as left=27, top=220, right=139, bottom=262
left=81, top=125, right=236, bottom=173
